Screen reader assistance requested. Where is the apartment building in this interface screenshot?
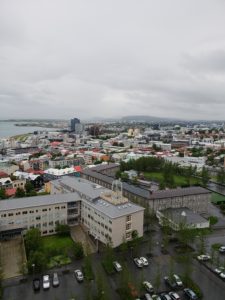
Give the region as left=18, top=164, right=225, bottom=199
left=0, top=177, right=144, bottom=247
left=0, top=193, right=80, bottom=239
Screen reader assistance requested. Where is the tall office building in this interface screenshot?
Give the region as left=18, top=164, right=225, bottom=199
left=70, top=118, right=80, bottom=132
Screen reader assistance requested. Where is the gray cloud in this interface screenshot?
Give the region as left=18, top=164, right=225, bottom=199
left=1, top=0, right=225, bottom=120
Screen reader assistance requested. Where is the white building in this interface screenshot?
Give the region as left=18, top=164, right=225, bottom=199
left=0, top=177, right=144, bottom=248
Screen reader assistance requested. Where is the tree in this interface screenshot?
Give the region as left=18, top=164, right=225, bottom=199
left=15, top=187, right=25, bottom=198
left=74, top=242, right=84, bottom=260
left=24, top=228, right=42, bottom=257
left=25, top=181, right=35, bottom=194
left=55, top=223, right=70, bottom=236
left=0, top=188, right=7, bottom=199
left=27, top=250, right=47, bottom=274
left=201, top=167, right=210, bottom=187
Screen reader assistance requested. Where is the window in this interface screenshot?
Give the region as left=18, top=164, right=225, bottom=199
left=126, top=223, right=131, bottom=231
left=43, top=222, right=47, bottom=227
left=36, top=216, right=41, bottom=220
left=29, top=210, right=34, bottom=214
left=16, top=212, right=21, bottom=215
left=126, top=215, right=131, bottom=222
left=8, top=213, right=14, bottom=217
left=22, top=211, right=27, bottom=215
left=126, top=232, right=131, bottom=239
left=42, top=208, right=47, bottom=212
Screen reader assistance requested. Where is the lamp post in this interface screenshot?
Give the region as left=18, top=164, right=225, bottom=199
left=32, top=263, right=35, bottom=277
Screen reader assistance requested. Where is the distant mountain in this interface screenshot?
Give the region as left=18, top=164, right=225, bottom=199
left=121, top=115, right=181, bottom=122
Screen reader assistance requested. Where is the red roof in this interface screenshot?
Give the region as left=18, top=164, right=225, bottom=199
left=74, top=166, right=81, bottom=172
left=5, top=188, right=17, bottom=197
left=0, top=171, right=8, bottom=178
left=26, top=168, right=44, bottom=175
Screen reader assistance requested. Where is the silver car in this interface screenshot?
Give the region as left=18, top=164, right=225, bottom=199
left=52, top=272, right=59, bottom=287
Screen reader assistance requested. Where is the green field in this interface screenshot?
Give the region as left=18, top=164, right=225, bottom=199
left=211, top=192, right=225, bottom=204
left=41, top=235, right=74, bottom=269
left=42, top=235, right=75, bottom=253
left=143, top=171, right=200, bottom=186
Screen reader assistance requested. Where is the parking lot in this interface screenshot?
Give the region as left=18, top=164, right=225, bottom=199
left=3, top=243, right=225, bottom=300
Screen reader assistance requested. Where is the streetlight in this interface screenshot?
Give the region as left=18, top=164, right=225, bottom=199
left=32, top=264, right=35, bottom=277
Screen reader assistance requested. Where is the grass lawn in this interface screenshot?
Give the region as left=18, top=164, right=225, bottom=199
left=41, top=235, right=75, bottom=269
left=211, top=192, right=225, bottom=204
left=143, top=171, right=200, bottom=186
left=42, top=235, right=75, bottom=253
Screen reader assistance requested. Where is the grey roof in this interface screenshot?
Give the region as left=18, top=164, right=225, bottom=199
left=82, top=169, right=211, bottom=200
left=0, top=193, right=80, bottom=211
left=90, top=163, right=119, bottom=172
left=149, top=186, right=211, bottom=200
left=83, top=197, right=144, bottom=219
left=52, top=176, right=107, bottom=199
left=161, top=207, right=208, bottom=225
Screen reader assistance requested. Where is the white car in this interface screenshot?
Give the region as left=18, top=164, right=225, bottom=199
left=143, top=281, right=154, bottom=293
left=42, top=275, right=50, bottom=290
left=74, top=269, right=84, bottom=282
left=113, top=261, right=122, bottom=272
left=219, top=246, right=225, bottom=253
left=169, top=291, right=180, bottom=300
left=134, top=258, right=143, bottom=268
left=220, top=272, right=225, bottom=279
left=197, top=254, right=211, bottom=261
left=173, top=274, right=183, bottom=287
left=214, top=266, right=225, bottom=274
left=140, top=256, right=149, bottom=266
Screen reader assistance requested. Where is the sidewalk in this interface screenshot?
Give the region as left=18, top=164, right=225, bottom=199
left=70, top=225, right=96, bottom=254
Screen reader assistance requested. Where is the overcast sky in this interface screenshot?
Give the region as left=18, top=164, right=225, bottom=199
left=1, top=0, right=225, bottom=120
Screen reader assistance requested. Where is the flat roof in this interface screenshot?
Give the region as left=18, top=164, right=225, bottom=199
left=0, top=193, right=80, bottom=211
left=83, top=197, right=144, bottom=219
left=161, top=207, right=208, bottom=225
left=52, top=176, right=107, bottom=199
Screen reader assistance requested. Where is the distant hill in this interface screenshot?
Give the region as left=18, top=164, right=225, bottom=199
left=121, top=115, right=181, bottom=122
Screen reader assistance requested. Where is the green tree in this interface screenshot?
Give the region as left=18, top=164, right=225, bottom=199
left=55, top=223, right=70, bottom=236
left=24, top=228, right=42, bottom=257
left=74, top=242, right=84, bottom=260
left=25, top=181, right=35, bottom=194
left=201, top=167, right=210, bottom=187
left=0, top=188, right=7, bottom=199
left=27, top=250, right=47, bottom=274
left=15, top=187, right=26, bottom=198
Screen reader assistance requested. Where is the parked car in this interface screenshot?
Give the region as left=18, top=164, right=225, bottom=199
left=134, top=257, right=143, bottom=268
left=74, top=269, right=84, bottom=282
left=160, top=293, right=172, bottom=300
left=52, top=272, right=59, bottom=287
left=152, top=295, right=161, bottom=300
left=169, top=291, right=180, bottom=300
left=140, top=256, right=149, bottom=266
left=219, top=246, right=225, bottom=253
left=183, top=288, right=198, bottom=300
left=32, top=278, right=40, bottom=292
left=173, top=274, right=183, bottom=288
left=143, top=281, right=154, bottom=293
left=214, top=266, right=225, bottom=274
left=164, top=276, right=176, bottom=289
left=220, top=271, right=225, bottom=279
left=197, top=254, right=211, bottom=261
left=113, top=261, right=122, bottom=272
left=145, top=293, right=153, bottom=300
left=42, top=275, right=50, bottom=290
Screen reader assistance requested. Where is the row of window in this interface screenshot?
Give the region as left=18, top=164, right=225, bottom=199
left=1, top=206, right=67, bottom=218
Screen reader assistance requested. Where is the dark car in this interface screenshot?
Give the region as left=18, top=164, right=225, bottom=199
left=184, top=288, right=198, bottom=300
left=164, top=276, right=176, bottom=289
left=33, top=278, right=40, bottom=292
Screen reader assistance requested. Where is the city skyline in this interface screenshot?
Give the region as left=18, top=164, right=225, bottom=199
left=1, top=0, right=225, bottom=120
